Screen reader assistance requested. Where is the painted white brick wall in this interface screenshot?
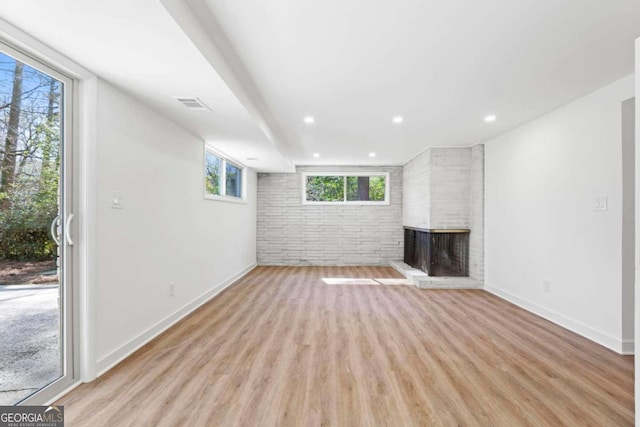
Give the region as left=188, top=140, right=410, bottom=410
left=469, top=145, right=484, bottom=281
left=257, top=166, right=403, bottom=265
left=402, top=150, right=430, bottom=229
left=429, top=148, right=471, bottom=228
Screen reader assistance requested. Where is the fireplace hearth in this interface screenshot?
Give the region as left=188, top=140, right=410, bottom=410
left=403, top=227, right=470, bottom=277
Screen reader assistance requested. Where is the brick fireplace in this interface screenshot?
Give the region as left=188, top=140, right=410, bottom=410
left=402, top=145, right=484, bottom=281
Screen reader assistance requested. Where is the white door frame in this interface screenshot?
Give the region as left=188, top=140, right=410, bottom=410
left=0, top=39, right=77, bottom=405
left=0, top=17, right=99, bottom=401
left=634, top=36, right=639, bottom=427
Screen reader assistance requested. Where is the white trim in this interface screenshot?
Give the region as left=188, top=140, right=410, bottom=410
left=635, top=38, right=640, bottom=426
left=77, top=77, right=98, bottom=382
left=621, top=340, right=635, bottom=355
left=44, top=381, right=81, bottom=406
left=301, top=171, right=390, bottom=205
left=95, top=263, right=257, bottom=376
left=204, top=193, right=247, bottom=204
left=484, top=283, right=632, bottom=355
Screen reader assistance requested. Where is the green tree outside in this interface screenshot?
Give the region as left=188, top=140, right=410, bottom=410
left=306, top=176, right=344, bottom=202
left=307, top=175, right=386, bottom=202
left=205, top=152, right=222, bottom=196
left=0, top=53, right=61, bottom=260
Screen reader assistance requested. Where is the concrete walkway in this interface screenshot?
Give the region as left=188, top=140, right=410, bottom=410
left=0, top=284, right=60, bottom=404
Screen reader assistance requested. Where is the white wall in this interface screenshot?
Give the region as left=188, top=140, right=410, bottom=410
left=485, top=74, right=634, bottom=353
left=94, top=79, right=257, bottom=373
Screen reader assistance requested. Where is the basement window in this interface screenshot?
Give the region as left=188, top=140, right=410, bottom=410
left=302, top=172, right=389, bottom=205
left=204, top=146, right=244, bottom=202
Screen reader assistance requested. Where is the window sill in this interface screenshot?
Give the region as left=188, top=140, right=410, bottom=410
left=204, top=194, right=246, bottom=204
left=302, top=201, right=390, bottom=206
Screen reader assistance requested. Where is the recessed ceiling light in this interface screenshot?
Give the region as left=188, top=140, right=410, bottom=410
left=484, top=114, right=496, bottom=123
left=392, top=116, right=403, bottom=124
left=304, top=116, right=315, bottom=124
left=246, top=157, right=259, bottom=161
left=369, top=152, right=376, bottom=157
left=313, top=153, right=320, bottom=158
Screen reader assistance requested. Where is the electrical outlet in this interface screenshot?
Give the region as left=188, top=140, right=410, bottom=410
left=542, top=279, right=550, bottom=293
left=593, top=196, right=607, bottom=212
left=169, top=283, right=175, bottom=297
left=111, top=191, right=124, bottom=209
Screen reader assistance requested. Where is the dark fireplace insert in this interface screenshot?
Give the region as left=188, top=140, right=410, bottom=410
left=403, top=227, right=470, bottom=277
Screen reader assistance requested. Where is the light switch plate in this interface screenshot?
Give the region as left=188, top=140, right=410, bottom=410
left=111, top=191, right=124, bottom=209
left=593, top=196, right=607, bottom=212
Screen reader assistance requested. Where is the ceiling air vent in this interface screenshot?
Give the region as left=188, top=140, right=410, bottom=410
left=176, top=97, right=211, bottom=111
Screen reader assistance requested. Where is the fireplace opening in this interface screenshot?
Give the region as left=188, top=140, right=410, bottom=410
left=403, top=227, right=470, bottom=277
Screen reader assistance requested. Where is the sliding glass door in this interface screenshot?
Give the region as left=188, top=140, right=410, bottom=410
left=0, top=42, right=76, bottom=405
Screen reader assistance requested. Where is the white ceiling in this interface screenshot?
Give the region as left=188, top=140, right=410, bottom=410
left=200, top=0, right=640, bottom=165
left=0, top=0, right=639, bottom=171
left=0, top=0, right=292, bottom=172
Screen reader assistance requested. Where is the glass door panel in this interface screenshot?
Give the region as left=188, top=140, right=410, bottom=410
left=0, top=45, right=74, bottom=405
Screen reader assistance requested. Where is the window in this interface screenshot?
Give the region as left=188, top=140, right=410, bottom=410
left=205, top=151, right=223, bottom=196
left=303, top=172, right=389, bottom=205
left=0, top=40, right=78, bottom=405
left=346, top=175, right=386, bottom=202
left=225, top=161, right=242, bottom=198
left=204, top=146, right=244, bottom=201
left=306, top=175, right=344, bottom=202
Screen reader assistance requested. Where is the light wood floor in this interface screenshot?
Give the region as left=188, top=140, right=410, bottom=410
left=58, top=266, right=634, bottom=426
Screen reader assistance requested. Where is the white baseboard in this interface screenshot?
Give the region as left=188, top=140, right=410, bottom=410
left=621, top=340, right=634, bottom=355
left=484, top=284, right=633, bottom=355
left=96, top=263, right=257, bottom=376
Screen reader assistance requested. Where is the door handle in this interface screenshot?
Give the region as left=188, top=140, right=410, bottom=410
left=50, top=215, right=60, bottom=245
left=65, top=213, right=75, bottom=246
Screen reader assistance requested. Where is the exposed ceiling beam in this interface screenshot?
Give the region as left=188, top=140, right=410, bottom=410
left=160, top=0, right=296, bottom=171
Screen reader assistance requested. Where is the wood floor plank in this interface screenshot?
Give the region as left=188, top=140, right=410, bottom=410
left=57, top=266, right=634, bottom=426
